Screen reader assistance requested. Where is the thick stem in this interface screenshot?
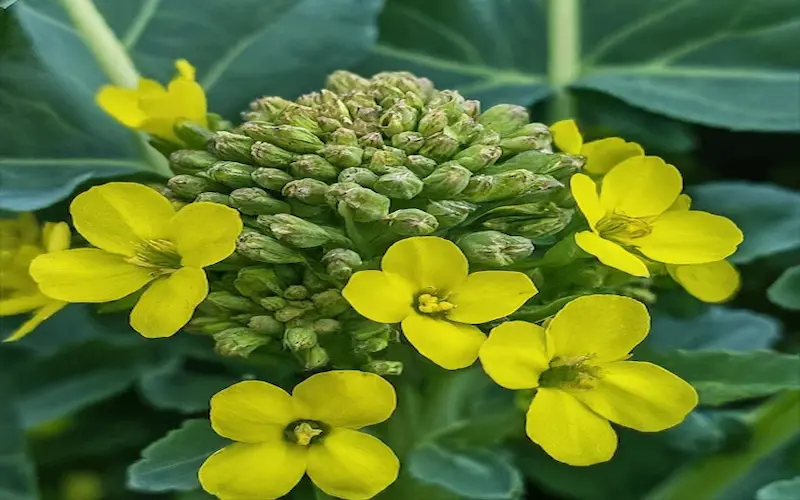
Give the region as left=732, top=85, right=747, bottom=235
left=547, top=0, right=581, bottom=122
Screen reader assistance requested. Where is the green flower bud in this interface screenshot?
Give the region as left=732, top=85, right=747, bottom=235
left=303, top=269, right=329, bottom=293
left=507, top=122, right=551, bottom=139
left=169, top=150, right=217, bottom=174
left=284, top=327, right=318, bottom=351
left=428, top=90, right=467, bottom=120
left=384, top=209, right=439, bottom=236
left=283, top=285, right=309, bottom=300
left=391, top=131, right=425, bottom=154
left=482, top=150, right=580, bottom=176
left=185, top=317, right=240, bottom=335
left=344, top=91, right=378, bottom=115
left=279, top=104, right=322, bottom=135
left=234, top=266, right=285, bottom=298
left=422, top=162, right=472, bottom=199
left=463, top=99, right=481, bottom=117
left=338, top=167, right=378, bottom=188
left=230, top=187, right=291, bottom=215
left=167, top=175, right=225, bottom=200
left=260, top=296, right=288, bottom=312
left=453, top=144, right=503, bottom=172
left=214, top=327, right=269, bottom=358
left=313, top=318, right=341, bottom=335
left=318, top=117, right=343, bottom=133
left=369, top=147, right=408, bottom=175
left=477, top=104, right=530, bottom=136
left=379, top=100, right=419, bottom=136
left=353, top=335, right=389, bottom=354
left=322, top=248, right=363, bottom=281
left=358, top=132, right=385, bottom=149
left=472, top=129, right=502, bottom=146
left=325, top=182, right=360, bottom=208
left=290, top=154, right=339, bottom=183
left=204, top=291, right=262, bottom=313
left=302, top=345, right=330, bottom=370
left=320, top=144, right=364, bottom=169
left=326, top=183, right=391, bottom=222
left=457, top=231, right=534, bottom=266
left=251, top=141, right=298, bottom=169
left=484, top=211, right=573, bottom=240
left=208, top=131, right=255, bottom=163
left=418, top=108, right=448, bottom=136
left=275, top=305, right=311, bottom=323
left=405, top=155, right=438, bottom=178
left=250, top=96, right=294, bottom=120
left=363, top=360, right=404, bottom=376
left=499, top=133, right=552, bottom=155
left=312, top=289, right=350, bottom=317
left=319, top=90, right=353, bottom=124
left=236, top=232, right=305, bottom=264
left=445, top=115, right=483, bottom=144
left=426, top=200, right=478, bottom=229
left=297, top=92, right=321, bottom=107
left=195, top=192, right=233, bottom=206
left=241, top=122, right=324, bottom=154
left=419, top=132, right=460, bottom=162
left=174, top=120, right=214, bottom=149
left=374, top=168, right=424, bottom=200
left=282, top=178, right=329, bottom=206
left=348, top=319, right=393, bottom=341
left=248, top=315, right=284, bottom=337
left=330, top=128, right=359, bottom=146
left=252, top=167, right=294, bottom=191
left=459, top=170, right=562, bottom=203
left=258, top=214, right=352, bottom=248
left=208, top=161, right=256, bottom=189
left=326, top=70, right=371, bottom=94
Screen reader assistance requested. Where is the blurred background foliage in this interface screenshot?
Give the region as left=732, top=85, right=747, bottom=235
left=0, top=0, right=799, bottom=499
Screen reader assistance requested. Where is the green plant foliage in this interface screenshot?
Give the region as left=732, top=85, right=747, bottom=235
left=0, top=379, right=38, bottom=500
left=757, top=476, right=800, bottom=500
left=768, top=265, right=800, bottom=311
left=137, top=360, right=238, bottom=414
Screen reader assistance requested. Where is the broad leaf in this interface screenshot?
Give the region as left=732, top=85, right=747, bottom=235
left=768, top=265, right=800, bottom=311
left=0, top=379, right=38, bottom=500
left=757, top=477, right=800, bottom=500
left=138, top=359, right=237, bottom=414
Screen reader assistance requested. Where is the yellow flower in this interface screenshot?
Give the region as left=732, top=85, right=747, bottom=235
left=570, top=157, right=743, bottom=277
left=29, top=183, right=242, bottom=338
left=0, top=213, right=70, bottom=341
left=479, top=294, right=697, bottom=466
left=550, top=119, right=644, bottom=175
left=200, top=371, right=399, bottom=500
left=96, top=59, right=207, bottom=143
left=342, top=237, right=538, bottom=370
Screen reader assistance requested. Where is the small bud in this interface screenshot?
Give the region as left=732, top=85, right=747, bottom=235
left=204, top=291, right=262, bottom=313
left=319, top=144, right=364, bottom=169
left=426, top=200, right=478, bottom=229
left=499, top=133, right=552, bottom=155
left=319, top=90, right=353, bottom=124
left=326, top=70, right=371, bottom=94
left=214, top=328, right=269, bottom=358
left=283, top=285, right=309, bottom=300
left=174, top=120, right=214, bottom=149
left=484, top=209, right=573, bottom=240
left=279, top=104, right=322, bottom=134
left=296, top=92, right=321, bottom=107
left=169, top=150, right=217, bottom=173
left=457, top=231, right=534, bottom=266
left=325, top=182, right=360, bottom=208
left=338, top=167, right=379, bottom=188
left=384, top=209, right=439, bottom=236
left=322, top=248, right=363, bottom=281
left=230, top=187, right=291, bottom=215
left=363, top=360, right=404, bottom=376
left=428, top=90, right=467, bottom=119
left=348, top=319, right=393, bottom=341
left=208, top=131, right=255, bottom=163
left=422, top=162, right=472, bottom=199
left=250, top=96, right=294, bottom=120
left=477, top=104, right=530, bottom=136
left=379, top=100, right=419, bottom=136
left=185, top=317, right=240, bottom=335
left=284, top=327, right=318, bottom=351
left=359, top=132, right=385, bottom=149
left=248, top=315, right=284, bottom=337
left=472, top=129, right=502, bottom=146
left=167, top=174, right=225, bottom=200
left=453, top=144, right=503, bottom=172
left=445, top=115, right=482, bottom=144
left=404, top=155, right=438, bottom=178
left=463, top=100, right=481, bottom=117
left=236, top=232, right=305, bottom=264
left=234, top=266, right=285, bottom=298
left=251, top=141, right=298, bottom=168
left=330, top=128, right=359, bottom=146
left=258, top=214, right=351, bottom=248
left=507, top=122, right=551, bottom=139
left=241, top=122, right=325, bottom=154
left=275, top=305, right=311, bottom=323
left=459, top=170, right=562, bottom=203
left=317, top=117, right=343, bottom=133
left=251, top=168, right=294, bottom=191
left=419, top=132, right=460, bottom=162
left=289, top=154, right=339, bottom=183
left=337, top=186, right=391, bottom=222
left=303, top=269, right=329, bottom=293
left=260, top=296, right=288, bottom=312
left=312, top=289, right=350, bottom=317
left=354, top=335, right=389, bottom=354
left=391, top=131, right=425, bottom=154
left=195, top=192, right=233, bottom=206
left=374, top=168, right=424, bottom=200
left=417, top=108, right=448, bottom=136
left=369, top=147, right=408, bottom=175
left=282, top=178, right=329, bottom=206
left=482, top=150, right=584, bottom=177
left=313, top=318, right=341, bottom=335
left=303, top=345, right=330, bottom=370
left=208, top=161, right=255, bottom=189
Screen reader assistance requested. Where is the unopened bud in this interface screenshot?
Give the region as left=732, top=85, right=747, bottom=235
left=369, top=147, right=408, bottom=175
left=230, top=187, right=291, bottom=215
left=234, top=266, right=285, bottom=298
left=391, top=131, right=425, bottom=154
left=290, top=155, right=339, bottom=183
left=312, top=289, right=350, bottom=317
left=195, top=192, right=232, bottom=206
left=477, top=104, right=530, bottom=136
left=303, top=269, right=329, bottom=293
left=260, top=296, right=288, bottom=312
left=174, top=120, right=214, bottom=149
left=248, top=315, right=284, bottom=337
left=454, top=144, right=503, bottom=172
left=457, top=231, right=534, bottom=266
left=500, top=133, right=552, bottom=154
left=426, top=200, right=478, bottom=229
left=167, top=175, right=225, bottom=200
left=363, top=360, right=404, bottom=376
left=236, top=232, right=305, bottom=264
left=445, top=115, right=482, bottom=144
left=329, top=128, right=359, bottom=147
left=422, top=162, right=472, bottom=199
left=405, top=155, right=438, bottom=178
left=326, top=70, right=371, bottom=94
left=418, top=108, right=448, bottom=136
left=459, top=170, right=562, bottom=203
left=463, top=100, right=481, bottom=117
left=380, top=101, right=419, bottom=136
left=214, top=328, right=269, bottom=357
left=208, top=161, right=255, bottom=189
left=384, top=209, right=439, bottom=236
left=349, top=319, right=393, bottom=341
left=484, top=210, right=573, bottom=240
left=258, top=214, right=351, bottom=248
left=419, top=132, right=460, bottom=161
left=241, top=122, right=324, bottom=154
left=275, top=305, right=311, bottom=323
left=169, top=150, right=217, bottom=173
left=251, top=141, right=297, bottom=168
left=336, top=186, right=391, bottom=222
left=322, top=248, right=363, bottom=281
left=284, top=327, right=318, bottom=351
left=359, top=132, right=385, bottom=149
left=483, top=150, right=583, bottom=177
left=208, top=131, right=255, bottom=163
left=338, top=167, right=378, bottom=188
left=353, top=335, right=389, bottom=354
left=472, top=129, right=502, bottom=146
left=186, top=317, right=240, bottom=335
left=252, top=168, right=294, bottom=191
left=313, top=319, right=341, bottom=335
left=428, top=90, right=467, bottom=119
left=284, top=285, right=309, bottom=300
left=303, top=345, right=330, bottom=370
left=374, top=168, right=424, bottom=200
left=282, top=178, right=329, bottom=206
left=319, top=144, right=364, bottom=169
left=279, top=104, right=322, bottom=135
left=250, top=96, right=293, bottom=120
left=205, top=291, right=262, bottom=313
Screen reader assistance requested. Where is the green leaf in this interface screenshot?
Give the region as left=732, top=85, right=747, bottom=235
left=641, top=349, right=800, bottom=406
left=137, top=359, right=237, bottom=413
left=768, top=265, right=800, bottom=311
left=127, top=419, right=229, bottom=493
left=690, top=182, right=800, bottom=264
left=0, top=378, right=38, bottom=500
left=408, top=444, right=523, bottom=500
left=756, top=476, right=800, bottom=500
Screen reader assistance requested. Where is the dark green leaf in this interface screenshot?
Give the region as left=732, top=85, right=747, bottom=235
left=768, top=265, right=800, bottom=311
left=756, top=476, right=800, bottom=500
left=0, top=378, right=38, bottom=500
left=127, top=419, right=229, bottom=493
left=137, top=359, right=237, bottom=413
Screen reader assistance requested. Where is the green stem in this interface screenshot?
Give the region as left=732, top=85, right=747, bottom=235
left=644, top=391, right=800, bottom=500
left=547, top=0, right=581, bottom=122
left=57, top=0, right=172, bottom=177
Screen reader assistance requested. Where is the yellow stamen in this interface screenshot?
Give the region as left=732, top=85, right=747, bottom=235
left=293, top=422, right=323, bottom=446
left=596, top=214, right=652, bottom=240
left=417, top=293, right=456, bottom=314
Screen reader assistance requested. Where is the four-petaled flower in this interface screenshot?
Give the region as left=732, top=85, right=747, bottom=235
left=343, top=236, right=538, bottom=369
left=97, top=59, right=207, bottom=144
left=30, top=183, right=242, bottom=338
left=550, top=119, right=644, bottom=176
left=200, top=371, right=399, bottom=500
left=479, top=294, right=698, bottom=466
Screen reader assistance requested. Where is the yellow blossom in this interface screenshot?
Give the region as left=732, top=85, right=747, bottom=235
left=342, top=236, right=538, bottom=370
left=550, top=119, right=644, bottom=175
left=29, top=183, right=242, bottom=338
left=479, top=294, right=697, bottom=466
left=0, top=213, right=70, bottom=341
left=570, top=157, right=743, bottom=277
left=200, top=371, right=399, bottom=500
left=96, top=59, right=207, bottom=143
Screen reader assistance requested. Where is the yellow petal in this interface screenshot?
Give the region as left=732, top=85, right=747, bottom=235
left=70, top=183, right=174, bottom=256
left=292, top=370, right=396, bottom=429
left=570, top=174, right=605, bottom=229
left=3, top=300, right=67, bottom=342
left=636, top=210, right=744, bottom=265
left=199, top=440, right=307, bottom=500
left=382, top=236, right=468, bottom=293
left=547, top=294, right=650, bottom=363
left=575, top=231, right=650, bottom=277
left=0, top=293, right=50, bottom=316
left=307, top=428, right=399, bottom=500
left=667, top=261, right=740, bottom=303
left=549, top=119, right=583, bottom=155
left=139, top=117, right=181, bottom=143
left=479, top=321, right=550, bottom=390
left=137, top=78, right=168, bottom=97
left=30, top=249, right=154, bottom=302
left=342, top=271, right=414, bottom=323
left=572, top=361, right=698, bottom=432
left=129, top=267, right=208, bottom=338
left=167, top=78, right=208, bottom=126
left=96, top=85, right=146, bottom=127
left=168, top=203, right=242, bottom=268
left=600, top=156, right=682, bottom=217
left=210, top=380, right=305, bottom=442
left=401, top=312, right=485, bottom=370
left=581, top=137, right=644, bottom=176
left=446, top=271, right=537, bottom=324
left=174, top=59, right=196, bottom=80
left=526, top=388, right=617, bottom=466
left=42, top=222, right=71, bottom=253
left=668, top=193, right=692, bottom=212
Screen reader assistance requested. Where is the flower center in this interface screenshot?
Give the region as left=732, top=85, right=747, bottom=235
left=539, top=355, right=603, bottom=390
left=417, top=293, right=455, bottom=314
left=284, top=420, right=327, bottom=446
left=596, top=214, right=652, bottom=241
left=126, top=239, right=182, bottom=270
